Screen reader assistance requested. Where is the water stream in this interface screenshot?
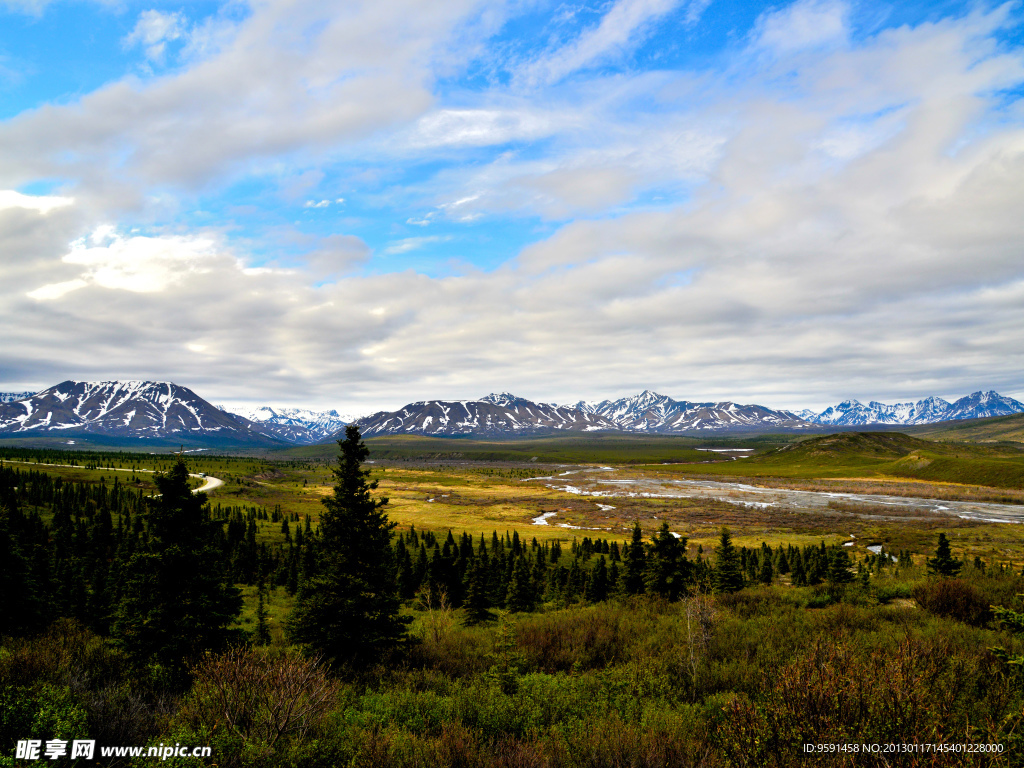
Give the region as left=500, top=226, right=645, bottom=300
left=527, top=469, right=1024, bottom=525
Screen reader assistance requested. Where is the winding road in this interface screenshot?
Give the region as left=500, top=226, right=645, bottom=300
left=3, top=459, right=224, bottom=495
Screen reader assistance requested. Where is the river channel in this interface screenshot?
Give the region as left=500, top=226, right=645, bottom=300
left=526, top=468, right=1024, bottom=525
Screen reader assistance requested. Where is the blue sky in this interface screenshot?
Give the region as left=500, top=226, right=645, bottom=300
left=1, top=0, right=1023, bottom=413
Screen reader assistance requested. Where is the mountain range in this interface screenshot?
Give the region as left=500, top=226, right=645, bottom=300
left=809, top=391, right=1024, bottom=426
left=0, top=381, right=288, bottom=448
left=221, top=405, right=355, bottom=443
left=0, top=381, right=1021, bottom=446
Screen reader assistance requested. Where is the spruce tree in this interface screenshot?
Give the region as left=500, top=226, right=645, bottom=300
left=711, top=527, right=744, bottom=594
left=112, top=457, right=241, bottom=672
left=286, top=425, right=409, bottom=668
left=587, top=555, right=610, bottom=603
left=645, top=522, right=689, bottom=600
left=623, top=521, right=647, bottom=595
left=927, top=533, right=962, bottom=577
left=255, top=587, right=271, bottom=645
left=463, top=558, right=493, bottom=624
left=505, top=557, right=536, bottom=613
left=774, top=547, right=790, bottom=575
left=826, top=548, right=855, bottom=590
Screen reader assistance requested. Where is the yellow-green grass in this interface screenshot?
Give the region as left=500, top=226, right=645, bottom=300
left=0, top=461, right=163, bottom=492
left=233, top=584, right=295, bottom=648
left=637, top=432, right=1024, bottom=491
left=12, top=443, right=1023, bottom=573
left=277, top=433, right=764, bottom=465
left=192, top=458, right=1024, bottom=565
left=910, top=412, right=1024, bottom=443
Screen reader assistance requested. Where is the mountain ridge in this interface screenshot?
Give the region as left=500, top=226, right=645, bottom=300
left=2, top=381, right=1022, bottom=445
left=0, top=381, right=288, bottom=447
left=810, top=391, right=1023, bottom=426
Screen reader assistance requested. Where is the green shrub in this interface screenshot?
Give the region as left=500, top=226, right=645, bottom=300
left=912, top=579, right=992, bottom=626
left=874, top=581, right=912, bottom=603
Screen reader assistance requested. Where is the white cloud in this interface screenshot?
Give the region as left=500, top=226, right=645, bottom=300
left=124, top=10, right=187, bottom=63
left=0, top=0, right=481, bottom=193
left=753, top=0, right=849, bottom=55
left=26, top=279, right=88, bottom=301
left=410, top=108, right=558, bottom=148
left=0, top=190, right=73, bottom=214
left=383, top=235, right=452, bottom=255
left=28, top=227, right=222, bottom=299
left=517, top=0, right=686, bottom=87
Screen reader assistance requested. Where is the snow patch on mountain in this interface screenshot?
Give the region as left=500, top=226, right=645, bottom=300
left=222, top=405, right=354, bottom=442
left=0, top=380, right=284, bottom=446
left=0, top=391, right=37, bottom=404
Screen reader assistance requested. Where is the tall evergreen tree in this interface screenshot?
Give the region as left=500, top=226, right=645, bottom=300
left=254, top=587, right=271, bottom=646
left=463, top=558, right=493, bottom=624
left=927, top=533, right=962, bottom=577
left=586, top=556, right=610, bottom=603
left=712, top=527, right=744, bottom=594
left=826, top=548, right=855, bottom=591
left=112, top=457, right=241, bottom=672
left=645, top=522, right=689, bottom=600
left=505, top=557, right=536, bottom=613
left=622, top=521, right=647, bottom=595
left=286, top=425, right=410, bottom=668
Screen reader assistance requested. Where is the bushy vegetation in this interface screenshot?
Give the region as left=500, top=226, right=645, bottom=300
left=4, top=436, right=1024, bottom=766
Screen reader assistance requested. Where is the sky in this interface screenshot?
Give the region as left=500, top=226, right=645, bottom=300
left=1, top=0, right=1023, bottom=415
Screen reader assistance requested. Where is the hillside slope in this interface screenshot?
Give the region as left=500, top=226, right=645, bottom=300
left=652, top=431, right=1024, bottom=489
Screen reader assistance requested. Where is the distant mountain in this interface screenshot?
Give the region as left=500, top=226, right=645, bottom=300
left=222, top=405, right=353, bottom=443
left=571, top=389, right=810, bottom=432
left=356, top=390, right=809, bottom=437
left=4, top=380, right=1020, bottom=445
left=0, top=381, right=287, bottom=447
left=811, top=391, right=1024, bottom=426
left=940, top=391, right=1024, bottom=421
left=0, top=391, right=36, bottom=404
left=355, top=395, right=620, bottom=436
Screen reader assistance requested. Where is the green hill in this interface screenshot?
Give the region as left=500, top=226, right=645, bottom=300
left=649, top=431, right=1024, bottom=489
left=908, top=412, right=1024, bottom=443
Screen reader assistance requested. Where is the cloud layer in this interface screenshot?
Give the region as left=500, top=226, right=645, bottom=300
left=0, top=0, right=1022, bottom=413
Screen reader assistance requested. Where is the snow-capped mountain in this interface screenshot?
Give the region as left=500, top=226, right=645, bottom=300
left=222, top=405, right=354, bottom=443
left=356, top=391, right=808, bottom=436
left=3, top=381, right=1021, bottom=445
left=810, top=391, right=1023, bottom=426
left=0, top=381, right=287, bottom=446
left=0, top=391, right=36, bottom=404
left=355, top=395, right=619, bottom=436
left=568, top=390, right=809, bottom=432
left=940, top=391, right=1024, bottom=421
left=814, top=400, right=909, bottom=426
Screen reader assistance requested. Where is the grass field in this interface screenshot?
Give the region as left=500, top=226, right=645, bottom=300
left=8, top=433, right=1024, bottom=568
left=638, top=432, right=1024, bottom=491
left=910, top=411, right=1024, bottom=443
left=278, top=432, right=782, bottom=464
